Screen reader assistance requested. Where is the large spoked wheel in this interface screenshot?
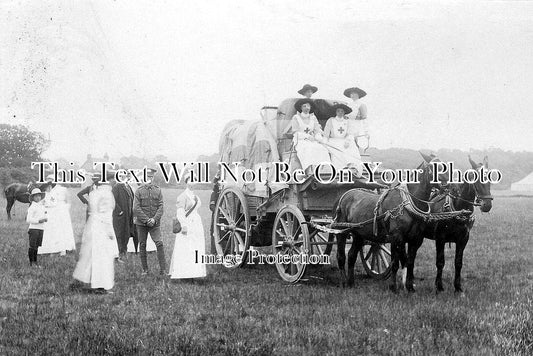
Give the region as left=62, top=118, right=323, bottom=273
left=213, top=187, right=250, bottom=269
left=272, top=205, right=310, bottom=283
left=359, top=242, right=392, bottom=279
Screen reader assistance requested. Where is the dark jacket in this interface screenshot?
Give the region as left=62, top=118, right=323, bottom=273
left=133, top=183, right=164, bottom=226
left=112, top=182, right=134, bottom=237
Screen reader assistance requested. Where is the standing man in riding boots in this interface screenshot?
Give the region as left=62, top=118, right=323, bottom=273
left=133, top=168, right=166, bottom=276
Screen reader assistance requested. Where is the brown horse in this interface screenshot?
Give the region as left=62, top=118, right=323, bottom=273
left=4, top=180, right=37, bottom=220
left=416, top=156, right=493, bottom=294
left=332, top=152, right=447, bottom=292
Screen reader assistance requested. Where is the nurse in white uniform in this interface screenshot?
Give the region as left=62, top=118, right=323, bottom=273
left=323, top=103, right=363, bottom=174
left=168, top=174, right=207, bottom=279
left=344, top=87, right=369, bottom=150
left=290, top=98, right=331, bottom=173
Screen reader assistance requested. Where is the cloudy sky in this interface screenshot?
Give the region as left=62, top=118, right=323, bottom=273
left=1, top=0, right=532, bottom=163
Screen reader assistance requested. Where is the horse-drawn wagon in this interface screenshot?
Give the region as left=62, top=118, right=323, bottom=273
left=211, top=98, right=392, bottom=283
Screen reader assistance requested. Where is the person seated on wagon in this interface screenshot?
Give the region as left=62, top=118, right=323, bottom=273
left=323, top=103, right=363, bottom=175
left=297, top=84, right=318, bottom=98
left=343, top=87, right=369, bottom=149
left=290, top=98, right=331, bottom=174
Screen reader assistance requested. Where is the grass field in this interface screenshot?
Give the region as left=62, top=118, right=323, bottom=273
left=0, top=189, right=532, bottom=355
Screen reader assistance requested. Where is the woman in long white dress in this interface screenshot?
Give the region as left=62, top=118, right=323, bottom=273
left=72, top=180, right=117, bottom=292
left=39, top=182, right=66, bottom=255
left=344, top=87, right=369, bottom=150
left=168, top=175, right=207, bottom=279
left=323, top=103, right=363, bottom=174
left=291, top=98, right=331, bottom=172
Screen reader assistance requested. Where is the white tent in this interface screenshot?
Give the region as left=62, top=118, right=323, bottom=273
left=511, top=172, right=533, bottom=191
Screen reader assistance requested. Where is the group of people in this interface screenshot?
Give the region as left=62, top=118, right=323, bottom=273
left=26, top=169, right=207, bottom=294
left=24, top=83, right=369, bottom=293
left=292, top=84, right=369, bottom=175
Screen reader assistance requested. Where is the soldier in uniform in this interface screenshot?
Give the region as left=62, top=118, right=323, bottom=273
left=133, top=168, right=166, bottom=276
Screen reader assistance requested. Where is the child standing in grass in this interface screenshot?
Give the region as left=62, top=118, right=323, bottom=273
left=26, top=188, right=47, bottom=267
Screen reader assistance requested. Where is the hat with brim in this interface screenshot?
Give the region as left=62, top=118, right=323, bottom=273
left=297, top=84, right=318, bottom=95
left=29, top=188, right=45, bottom=199
left=343, top=87, right=367, bottom=98
left=146, top=168, right=157, bottom=175
left=294, top=98, right=315, bottom=113
left=332, top=103, right=352, bottom=115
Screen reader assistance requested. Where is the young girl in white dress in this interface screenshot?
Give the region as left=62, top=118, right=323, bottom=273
left=291, top=98, right=331, bottom=172
left=323, top=103, right=363, bottom=174
left=168, top=175, right=207, bottom=279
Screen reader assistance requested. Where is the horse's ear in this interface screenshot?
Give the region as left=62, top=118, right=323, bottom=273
left=420, top=151, right=433, bottom=163
left=468, top=155, right=478, bottom=169
left=483, top=156, right=489, bottom=168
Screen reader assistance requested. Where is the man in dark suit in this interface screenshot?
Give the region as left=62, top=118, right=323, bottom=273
left=112, top=171, right=135, bottom=262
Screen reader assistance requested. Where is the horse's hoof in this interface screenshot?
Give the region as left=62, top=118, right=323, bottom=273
left=389, top=284, right=398, bottom=293
left=454, top=289, right=465, bottom=297
left=406, top=285, right=416, bottom=293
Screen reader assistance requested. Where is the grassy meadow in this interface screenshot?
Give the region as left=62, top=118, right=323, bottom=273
left=0, top=188, right=532, bottom=355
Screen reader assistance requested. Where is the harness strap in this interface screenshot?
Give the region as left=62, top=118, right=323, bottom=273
left=373, top=189, right=390, bottom=237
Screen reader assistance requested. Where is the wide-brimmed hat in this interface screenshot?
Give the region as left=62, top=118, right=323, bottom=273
left=29, top=188, right=45, bottom=199
left=45, top=174, right=55, bottom=182
left=146, top=167, right=157, bottom=175
left=294, top=98, right=315, bottom=112
left=343, top=87, right=367, bottom=98
left=297, top=84, right=318, bottom=95
left=332, top=103, right=352, bottom=115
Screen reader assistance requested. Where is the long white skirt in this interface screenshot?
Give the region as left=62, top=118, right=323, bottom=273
left=326, top=137, right=363, bottom=174
left=168, top=211, right=207, bottom=279
left=73, top=215, right=115, bottom=290
left=293, top=139, right=331, bottom=171
left=39, top=206, right=66, bottom=255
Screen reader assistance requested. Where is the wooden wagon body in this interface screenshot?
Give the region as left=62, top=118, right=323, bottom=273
left=212, top=98, right=391, bottom=283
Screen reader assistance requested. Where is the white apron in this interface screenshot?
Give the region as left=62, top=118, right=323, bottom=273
left=72, top=185, right=116, bottom=290
left=326, top=117, right=363, bottom=173
left=292, top=113, right=330, bottom=170
left=169, top=189, right=207, bottom=279
left=346, top=100, right=369, bottom=149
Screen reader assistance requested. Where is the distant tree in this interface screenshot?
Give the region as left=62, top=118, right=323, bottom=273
left=0, top=124, right=49, bottom=168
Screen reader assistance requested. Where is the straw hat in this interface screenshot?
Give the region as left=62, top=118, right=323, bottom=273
left=29, top=188, right=45, bottom=199
left=343, top=87, right=367, bottom=98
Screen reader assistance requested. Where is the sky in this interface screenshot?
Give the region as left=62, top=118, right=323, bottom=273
left=1, top=0, right=532, bottom=163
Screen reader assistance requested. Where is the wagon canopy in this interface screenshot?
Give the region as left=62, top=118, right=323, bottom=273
left=218, top=119, right=286, bottom=196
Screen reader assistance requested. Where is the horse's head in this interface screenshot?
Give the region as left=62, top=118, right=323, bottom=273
left=468, top=155, right=493, bottom=212
left=419, top=152, right=448, bottom=189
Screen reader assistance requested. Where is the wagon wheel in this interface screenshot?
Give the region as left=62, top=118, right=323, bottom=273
left=272, top=205, right=310, bottom=283
left=213, top=187, right=250, bottom=269
left=359, top=242, right=392, bottom=280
